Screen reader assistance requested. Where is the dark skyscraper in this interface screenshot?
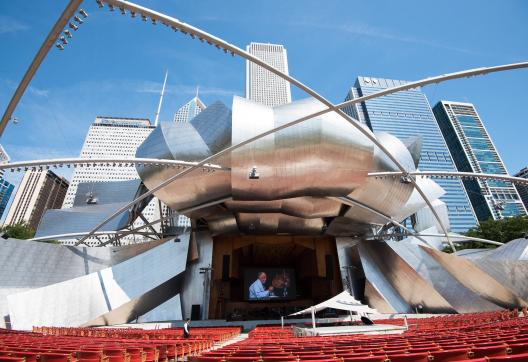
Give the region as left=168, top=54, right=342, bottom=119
left=344, top=76, right=478, bottom=233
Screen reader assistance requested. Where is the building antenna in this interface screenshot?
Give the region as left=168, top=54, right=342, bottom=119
left=154, top=70, right=168, bottom=127
left=195, top=85, right=200, bottom=99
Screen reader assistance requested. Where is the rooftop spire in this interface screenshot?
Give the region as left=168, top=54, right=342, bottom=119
left=154, top=70, right=168, bottom=127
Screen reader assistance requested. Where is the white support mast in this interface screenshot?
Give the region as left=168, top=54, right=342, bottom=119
left=154, top=70, right=168, bottom=127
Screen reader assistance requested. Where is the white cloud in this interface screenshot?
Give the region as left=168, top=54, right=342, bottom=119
left=0, top=16, right=28, bottom=34
left=134, top=80, right=239, bottom=97
left=27, top=86, right=49, bottom=98
left=294, top=20, right=480, bottom=55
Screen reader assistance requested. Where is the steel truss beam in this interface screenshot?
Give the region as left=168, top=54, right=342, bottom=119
left=0, top=157, right=227, bottom=172
left=75, top=0, right=528, bottom=247
left=369, top=171, right=528, bottom=186
left=0, top=0, right=84, bottom=136
left=3, top=0, right=526, bottom=248
left=332, top=196, right=434, bottom=247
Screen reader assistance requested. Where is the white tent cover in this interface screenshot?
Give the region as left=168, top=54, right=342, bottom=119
left=288, top=291, right=378, bottom=316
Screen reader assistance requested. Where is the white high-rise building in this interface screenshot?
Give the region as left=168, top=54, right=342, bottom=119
left=62, top=116, right=166, bottom=246
left=245, top=42, right=292, bottom=107
left=173, top=94, right=206, bottom=123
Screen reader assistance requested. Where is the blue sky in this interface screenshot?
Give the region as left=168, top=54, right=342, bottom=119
left=0, top=0, right=527, bottom=191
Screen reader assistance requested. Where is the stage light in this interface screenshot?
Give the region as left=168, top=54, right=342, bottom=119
left=79, top=9, right=88, bottom=18
left=60, top=36, right=68, bottom=45
left=74, top=16, right=84, bottom=24
left=141, top=14, right=147, bottom=21
left=69, top=22, right=78, bottom=31
left=95, top=0, right=104, bottom=8
left=56, top=43, right=65, bottom=50
left=64, top=29, right=73, bottom=38
left=151, top=18, right=157, bottom=25
left=119, top=7, right=125, bottom=15
left=130, top=11, right=136, bottom=18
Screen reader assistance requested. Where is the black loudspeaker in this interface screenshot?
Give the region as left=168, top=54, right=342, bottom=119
left=222, top=255, right=230, bottom=281
left=361, top=316, right=374, bottom=325
left=191, top=304, right=201, bottom=320
left=325, top=254, right=334, bottom=280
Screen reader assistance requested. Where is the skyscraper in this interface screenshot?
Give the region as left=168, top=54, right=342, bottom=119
left=433, top=101, right=526, bottom=220
left=0, top=179, right=14, bottom=221
left=62, top=116, right=166, bottom=245
left=0, top=144, right=13, bottom=221
left=514, top=167, right=528, bottom=212
left=173, top=94, right=206, bottom=123
left=246, top=42, right=292, bottom=107
left=344, top=77, right=478, bottom=233
left=4, top=170, right=69, bottom=230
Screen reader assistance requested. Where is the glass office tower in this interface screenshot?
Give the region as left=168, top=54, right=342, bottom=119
left=0, top=178, right=14, bottom=220
left=344, top=77, right=478, bottom=233
left=434, top=101, right=526, bottom=220
left=514, top=167, right=528, bottom=212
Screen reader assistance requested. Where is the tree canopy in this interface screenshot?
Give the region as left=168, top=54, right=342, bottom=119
left=444, top=215, right=528, bottom=252
left=465, top=215, right=528, bottom=244
left=0, top=222, right=58, bottom=243
left=1, top=222, right=35, bottom=240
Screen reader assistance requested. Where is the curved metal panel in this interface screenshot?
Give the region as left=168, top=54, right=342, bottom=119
left=422, top=245, right=528, bottom=308
left=359, top=241, right=456, bottom=313
left=231, top=97, right=374, bottom=200
left=134, top=98, right=447, bottom=236
left=388, top=242, right=499, bottom=312
left=225, top=197, right=342, bottom=219
left=236, top=212, right=324, bottom=235
left=136, top=103, right=232, bottom=211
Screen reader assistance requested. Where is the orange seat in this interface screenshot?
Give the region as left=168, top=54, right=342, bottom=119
left=386, top=352, right=430, bottom=362
left=429, top=348, right=469, bottom=362
left=471, top=345, right=508, bottom=358
left=342, top=356, right=387, bottom=362
left=38, top=353, right=73, bottom=362
left=488, top=353, right=528, bottom=361
left=187, top=358, right=224, bottom=362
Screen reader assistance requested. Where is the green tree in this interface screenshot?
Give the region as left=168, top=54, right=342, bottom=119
left=466, top=215, right=528, bottom=244
left=1, top=222, right=36, bottom=240
left=444, top=215, right=528, bottom=253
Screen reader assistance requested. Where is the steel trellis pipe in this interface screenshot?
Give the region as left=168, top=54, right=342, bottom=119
left=75, top=0, right=464, bottom=248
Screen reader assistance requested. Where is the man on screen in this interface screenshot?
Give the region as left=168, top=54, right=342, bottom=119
left=249, top=272, right=274, bottom=299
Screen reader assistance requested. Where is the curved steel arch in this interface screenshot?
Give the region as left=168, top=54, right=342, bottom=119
left=0, top=0, right=84, bottom=137
left=74, top=0, right=471, bottom=247
left=369, top=171, right=528, bottom=186
left=4, top=0, right=526, bottom=248
left=75, top=1, right=528, bottom=247
left=5, top=159, right=528, bottom=187
left=0, top=157, right=228, bottom=171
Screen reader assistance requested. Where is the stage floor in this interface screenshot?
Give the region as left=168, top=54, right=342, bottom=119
left=295, top=324, right=407, bottom=336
